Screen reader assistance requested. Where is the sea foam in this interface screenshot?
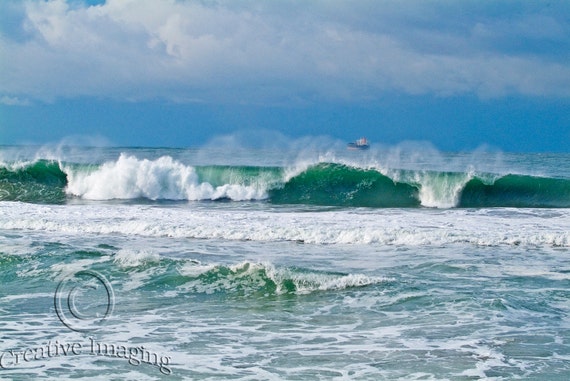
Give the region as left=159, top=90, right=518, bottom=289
left=1, top=201, right=569, bottom=247
left=65, top=154, right=268, bottom=201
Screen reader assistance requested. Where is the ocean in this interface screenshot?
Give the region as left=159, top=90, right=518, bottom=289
left=0, top=143, right=569, bottom=380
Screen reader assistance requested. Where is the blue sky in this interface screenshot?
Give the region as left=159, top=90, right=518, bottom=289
left=1, top=0, right=569, bottom=151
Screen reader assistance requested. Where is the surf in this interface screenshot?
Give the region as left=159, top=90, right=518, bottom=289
left=1, top=154, right=569, bottom=208
left=178, top=261, right=387, bottom=296
left=270, top=162, right=570, bottom=208
left=0, top=159, right=68, bottom=204
left=64, top=154, right=280, bottom=202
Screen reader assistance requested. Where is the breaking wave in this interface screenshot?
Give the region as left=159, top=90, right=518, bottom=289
left=0, top=160, right=67, bottom=203
left=178, top=261, right=386, bottom=295
left=1, top=154, right=569, bottom=208
left=0, top=249, right=385, bottom=296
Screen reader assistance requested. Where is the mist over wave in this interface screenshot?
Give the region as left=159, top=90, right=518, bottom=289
left=54, top=158, right=570, bottom=209
left=1, top=142, right=569, bottom=208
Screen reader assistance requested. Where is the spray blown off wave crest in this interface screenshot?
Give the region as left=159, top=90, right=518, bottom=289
left=271, top=163, right=570, bottom=208
left=1, top=154, right=569, bottom=208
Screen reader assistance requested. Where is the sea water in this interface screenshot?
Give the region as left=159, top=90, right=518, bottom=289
left=0, top=144, right=569, bottom=380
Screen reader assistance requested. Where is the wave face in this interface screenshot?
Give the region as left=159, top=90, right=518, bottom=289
left=1, top=155, right=569, bottom=208
left=271, top=163, right=570, bottom=208
left=270, top=163, right=420, bottom=207
left=0, top=160, right=67, bottom=203
left=460, top=175, right=570, bottom=208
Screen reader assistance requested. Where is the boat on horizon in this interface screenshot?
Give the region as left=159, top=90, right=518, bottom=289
left=347, top=137, right=370, bottom=150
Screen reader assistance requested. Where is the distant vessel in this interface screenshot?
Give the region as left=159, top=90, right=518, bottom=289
left=347, top=137, right=370, bottom=150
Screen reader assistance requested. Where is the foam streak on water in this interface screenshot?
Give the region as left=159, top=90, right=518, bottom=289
left=1, top=202, right=568, bottom=247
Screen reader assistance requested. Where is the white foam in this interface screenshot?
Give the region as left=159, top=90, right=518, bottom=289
left=0, top=159, right=42, bottom=171
left=1, top=202, right=569, bottom=247
left=264, top=264, right=387, bottom=294
left=413, top=170, right=474, bottom=208
left=50, top=258, right=111, bottom=280
left=176, top=260, right=387, bottom=295
left=113, top=249, right=160, bottom=268
left=178, top=261, right=217, bottom=278
left=64, top=154, right=268, bottom=201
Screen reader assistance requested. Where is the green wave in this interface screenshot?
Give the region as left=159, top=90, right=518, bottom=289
left=269, top=163, right=420, bottom=207
left=270, top=163, right=570, bottom=208
left=181, top=262, right=383, bottom=296
left=1, top=159, right=569, bottom=208
left=0, top=160, right=67, bottom=204
left=459, top=174, right=570, bottom=208
left=1, top=249, right=383, bottom=297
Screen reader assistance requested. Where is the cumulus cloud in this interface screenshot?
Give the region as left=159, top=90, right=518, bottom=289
left=0, top=0, right=569, bottom=103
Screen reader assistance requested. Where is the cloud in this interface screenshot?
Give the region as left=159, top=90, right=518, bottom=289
left=0, top=95, right=30, bottom=106
left=1, top=0, right=569, bottom=103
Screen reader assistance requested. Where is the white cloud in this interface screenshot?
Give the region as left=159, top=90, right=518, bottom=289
left=0, top=95, right=30, bottom=106
left=1, top=0, right=569, bottom=103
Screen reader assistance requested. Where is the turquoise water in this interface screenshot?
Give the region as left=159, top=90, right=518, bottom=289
left=1, top=145, right=569, bottom=380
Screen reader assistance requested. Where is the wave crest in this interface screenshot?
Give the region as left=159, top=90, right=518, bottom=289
left=179, top=261, right=386, bottom=295
left=0, top=159, right=67, bottom=203
left=2, top=154, right=569, bottom=208
left=65, top=154, right=269, bottom=201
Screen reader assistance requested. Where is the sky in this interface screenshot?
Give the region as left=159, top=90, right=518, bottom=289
left=0, top=0, right=569, bottom=152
